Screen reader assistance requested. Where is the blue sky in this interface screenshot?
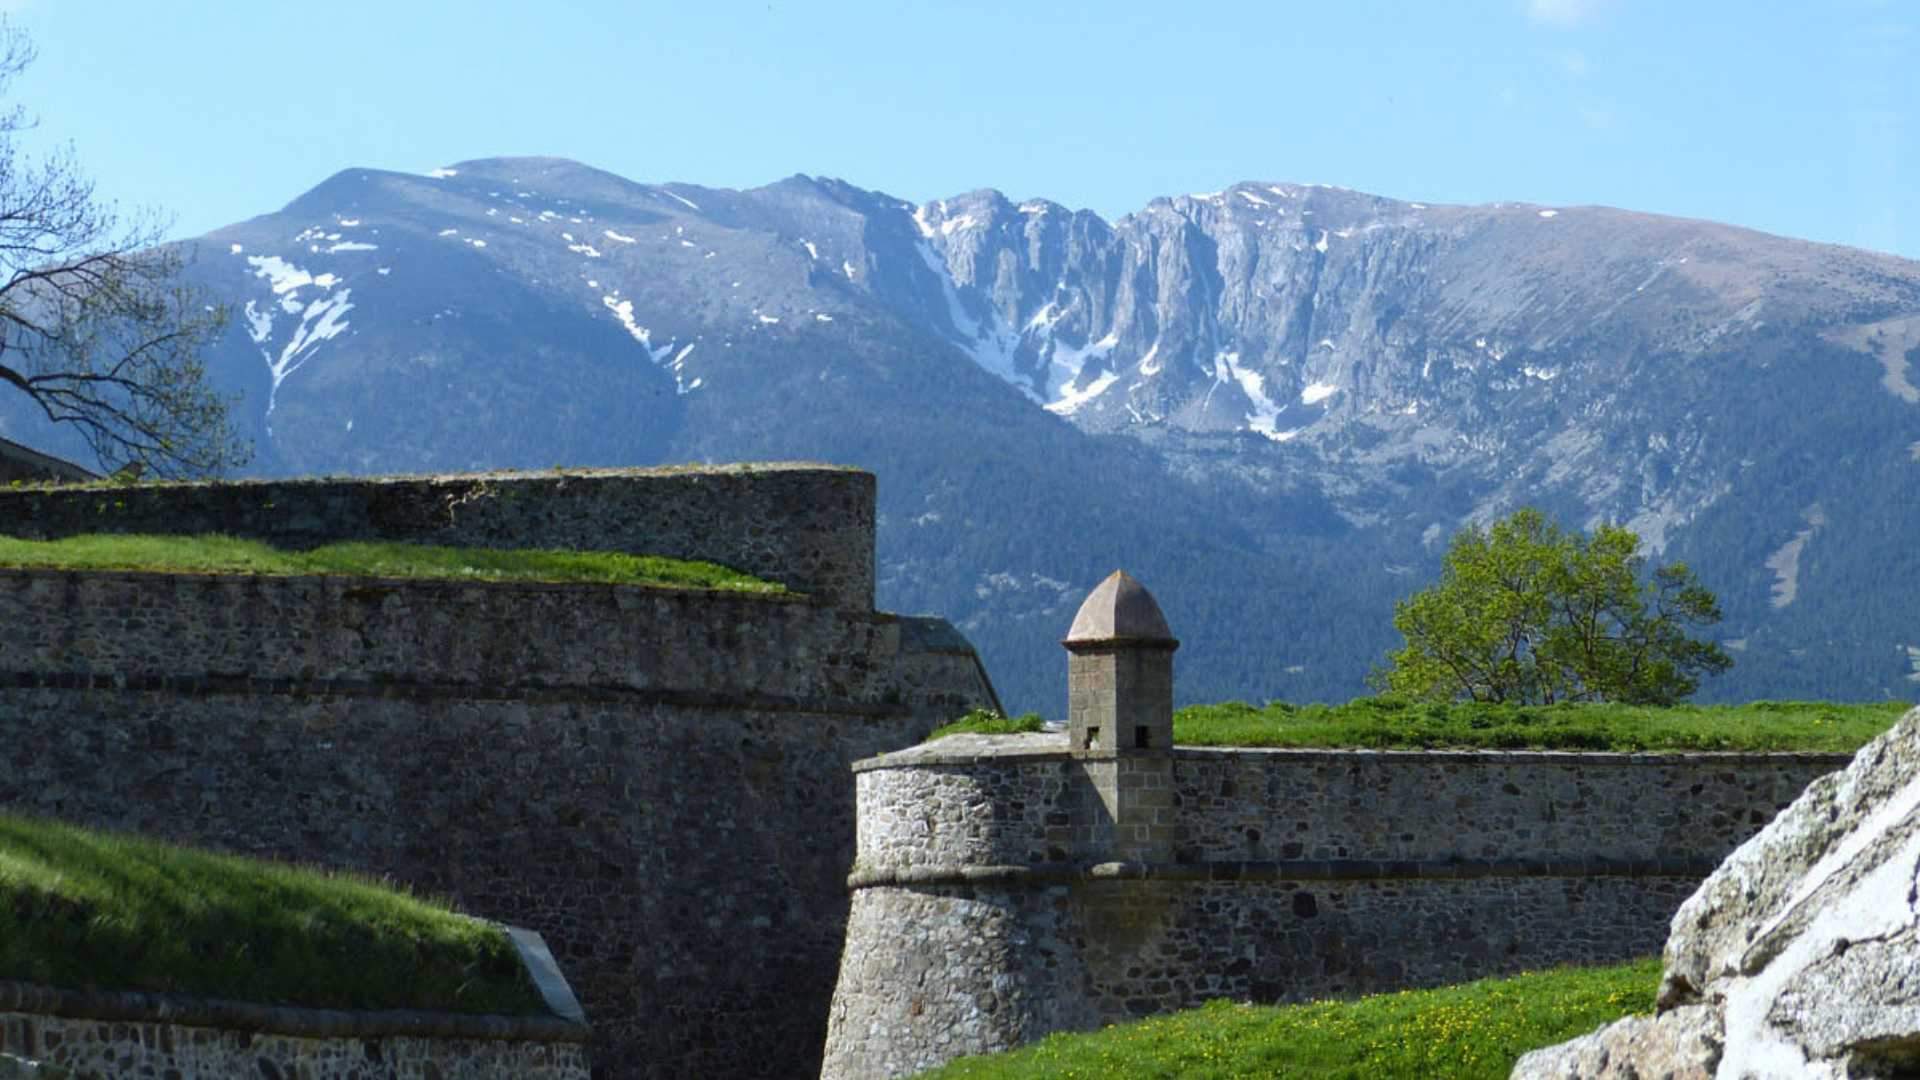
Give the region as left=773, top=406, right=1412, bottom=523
left=7, top=0, right=1915, bottom=257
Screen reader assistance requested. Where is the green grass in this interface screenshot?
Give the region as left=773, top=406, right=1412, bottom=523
left=923, top=956, right=1660, bottom=1079
left=1173, top=698, right=1909, bottom=753
left=0, top=533, right=785, bottom=593
left=0, top=814, right=546, bottom=1014
left=927, top=709, right=1048, bottom=741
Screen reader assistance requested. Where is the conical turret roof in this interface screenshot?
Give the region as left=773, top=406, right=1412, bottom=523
left=1064, top=570, right=1176, bottom=645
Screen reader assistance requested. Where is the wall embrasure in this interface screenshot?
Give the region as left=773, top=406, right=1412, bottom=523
left=820, top=734, right=1849, bottom=1079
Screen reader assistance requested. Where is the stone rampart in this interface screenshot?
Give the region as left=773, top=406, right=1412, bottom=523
left=821, top=734, right=1849, bottom=1079
left=0, top=980, right=588, bottom=1079
left=0, top=437, right=94, bottom=486
left=0, top=463, right=874, bottom=608
left=0, top=567, right=996, bottom=1079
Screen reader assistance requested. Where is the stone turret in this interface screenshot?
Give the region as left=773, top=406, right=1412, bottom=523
left=1064, top=570, right=1178, bottom=755
left=1064, top=570, right=1178, bottom=863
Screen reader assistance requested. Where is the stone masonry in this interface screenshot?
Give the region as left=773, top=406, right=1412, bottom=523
left=0, top=980, right=589, bottom=1079
left=818, top=572, right=1849, bottom=1079
left=0, top=463, right=874, bottom=608
left=0, top=466, right=998, bottom=1080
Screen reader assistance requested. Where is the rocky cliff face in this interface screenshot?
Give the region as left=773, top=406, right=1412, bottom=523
left=909, top=181, right=1920, bottom=545
left=6, top=157, right=1916, bottom=710
left=1514, top=706, right=1920, bottom=1078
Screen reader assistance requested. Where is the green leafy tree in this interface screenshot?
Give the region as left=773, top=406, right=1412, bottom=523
left=0, top=23, right=245, bottom=478
left=1378, top=508, right=1732, bottom=704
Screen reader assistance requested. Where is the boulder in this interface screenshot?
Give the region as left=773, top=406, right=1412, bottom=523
left=1515, top=705, right=1920, bottom=1079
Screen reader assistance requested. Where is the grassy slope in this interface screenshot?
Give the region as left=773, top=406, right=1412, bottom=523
left=0, top=533, right=784, bottom=592
left=1173, top=698, right=1909, bottom=752
left=0, top=814, right=545, bottom=1014
left=923, top=957, right=1659, bottom=1080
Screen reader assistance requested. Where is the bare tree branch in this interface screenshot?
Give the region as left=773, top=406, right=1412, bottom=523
left=0, top=20, right=247, bottom=478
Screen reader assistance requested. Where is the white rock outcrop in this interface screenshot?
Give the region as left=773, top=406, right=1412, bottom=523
left=1516, top=705, right=1920, bottom=1079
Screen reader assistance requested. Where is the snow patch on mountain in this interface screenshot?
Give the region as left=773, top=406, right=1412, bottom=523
left=248, top=256, right=314, bottom=295
left=668, top=343, right=698, bottom=394
left=602, top=295, right=701, bottom=394
left=1045, top=369, right=1120, bottom=416
left=242, top=302, right=273, bottom=343
left=1301, top=381, right=1340, bottom=405
left=1026, top=300, right=1069, bottom=333
left=913, top=235, right=1036, bottom=402
left=243, top=254, right=354, bottom=418
left=657, top=188, right=700, bottom=211
left=1044, top=331, right=1116, bottom=396
left=1206, top=350, right=1294, bottom=441
left=602, top=296, right=672, bottom=359
left=1137, top=342, right=1163, bottom=377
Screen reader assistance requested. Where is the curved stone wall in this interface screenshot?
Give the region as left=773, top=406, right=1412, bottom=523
left=826, top=885, right=1091, bottom=1080
left=0, top=570, right=997, bottom=1080
left=0, top=463, right=875, bottom=608
left=852, top=739, right=1074, bottom=874
left=821, top=736, right=1849, bottom=1078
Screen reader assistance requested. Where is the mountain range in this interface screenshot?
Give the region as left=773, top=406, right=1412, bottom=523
left=5, top=156, right=1918, bottom=713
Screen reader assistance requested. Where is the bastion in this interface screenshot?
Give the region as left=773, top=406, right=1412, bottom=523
left=819, top=572, right=1850, bottom=1079
left=0, top=464, right=999, bottom=1080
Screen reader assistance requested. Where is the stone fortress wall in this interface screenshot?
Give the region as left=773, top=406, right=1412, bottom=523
left=819, top=572, right=1853, bottom=1079
left=0, top=462, right=874, bottom=608
left=0, top=974, right=589, bottom=1079
left=0, top=465, right=999, bottom=1080
left=0, top=436, right=95, bottom=486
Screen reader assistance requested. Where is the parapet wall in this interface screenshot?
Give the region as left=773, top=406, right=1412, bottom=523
left=0, top=570, right=893, bottom=705
left=0, top=980, right=587, bottom=1079
left=0, top=567, right=996, bottom=1080
left=0, top=436, right=95, bottom=486
left=0, top=463, right=874, bottom=608
left=822, top=734, right=1849, bottom=1078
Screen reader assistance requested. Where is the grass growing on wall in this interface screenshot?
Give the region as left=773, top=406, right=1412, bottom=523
left=0, top=814, right=548, bottom=1015
left=927, top=709, right=1048, bottom=740
left=922, top=956, right=1659, bottom=1079
left=1173, top=698, right=1909, bottom=753
left=0, top=533, right=786, bottom=593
